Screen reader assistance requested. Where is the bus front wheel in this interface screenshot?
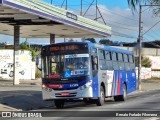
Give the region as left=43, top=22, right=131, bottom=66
left=54, top=99, right=64, bottom=109
left=114, top=84, right=127, bottom=101
left=96, top=86, right=105, bottom=106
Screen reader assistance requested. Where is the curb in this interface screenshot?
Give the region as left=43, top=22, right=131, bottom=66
left=0, top=104, right=21, bottom=111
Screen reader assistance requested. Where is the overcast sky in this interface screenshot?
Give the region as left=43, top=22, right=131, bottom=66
left=0, top=0, right=160, bottom=44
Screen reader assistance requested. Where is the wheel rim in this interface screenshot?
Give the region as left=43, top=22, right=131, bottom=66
left=123, top=86, right=126, bottom=99
left=101, top=89, right=105, bottom=101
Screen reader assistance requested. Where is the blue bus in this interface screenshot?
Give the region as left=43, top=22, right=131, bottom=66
left=41, top=42, right=137, bottom=108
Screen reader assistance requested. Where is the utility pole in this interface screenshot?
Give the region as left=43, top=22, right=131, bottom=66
left=80, top=0, right=83, bottom=16
left=66, top=0, right=67, bottom=10
left=137, top=4, right=160, bottom=90
left=96, top=0, right=98, bottom=20
left=138, top=5, right=142, bottom=91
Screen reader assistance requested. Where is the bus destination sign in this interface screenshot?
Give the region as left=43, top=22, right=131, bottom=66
left=50, top=45, right=80, bottom=51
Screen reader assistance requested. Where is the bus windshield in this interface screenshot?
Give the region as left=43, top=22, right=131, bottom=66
left=42, top=54, right=90, bottom=78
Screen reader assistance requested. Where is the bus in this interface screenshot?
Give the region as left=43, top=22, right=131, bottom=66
left=40, top=41, right=137, bottom=108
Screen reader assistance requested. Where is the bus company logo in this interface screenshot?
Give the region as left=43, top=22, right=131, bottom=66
left=2, top=112, right=11, bottom=117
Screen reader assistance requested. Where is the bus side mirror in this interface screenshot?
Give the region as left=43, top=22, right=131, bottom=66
left=36, top=54, right=42, bottom=71
left=91, top=56, right=98, bottom=70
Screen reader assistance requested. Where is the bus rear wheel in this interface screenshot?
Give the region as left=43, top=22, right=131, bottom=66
left=114, top=84, right=127, bottom=101
left=54, top=99, right=65, bottom=109
left=96, top=86, right=105, bottom=106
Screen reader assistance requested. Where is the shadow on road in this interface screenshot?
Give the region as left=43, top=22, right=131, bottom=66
left=0, top=90, right=53, bottom=111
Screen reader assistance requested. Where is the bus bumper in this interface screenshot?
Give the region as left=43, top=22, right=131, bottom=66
left=42, top=87, right=93, bottom=100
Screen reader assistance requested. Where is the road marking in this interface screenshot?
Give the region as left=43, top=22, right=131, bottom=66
left=144, top=117, right=160, bottom=120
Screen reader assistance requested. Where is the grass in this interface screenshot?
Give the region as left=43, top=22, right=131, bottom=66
left=146, top=77, right=160, bottom=80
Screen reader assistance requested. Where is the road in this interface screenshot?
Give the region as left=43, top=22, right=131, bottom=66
left=0, top=86, right=160, bottom=119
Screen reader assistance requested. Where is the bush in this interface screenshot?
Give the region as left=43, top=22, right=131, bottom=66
left=135, top=55, right=151, bottom=67
left=35, top=68, right=41, bottom=78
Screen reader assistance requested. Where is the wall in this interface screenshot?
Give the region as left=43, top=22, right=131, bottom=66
left=136, top=67, right=152, bottom=79
left=0, top=50, right=35, bottom=80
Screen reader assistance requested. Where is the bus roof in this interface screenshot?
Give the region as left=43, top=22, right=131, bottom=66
left=44, top=41, right=133, bottom=55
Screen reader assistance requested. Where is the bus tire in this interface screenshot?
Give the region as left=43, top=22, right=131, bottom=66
left=54, top=99, right=64, bottom=109
left=114, top=84, right=127, bottom=101
left=96, top=86, right=105, bottom=106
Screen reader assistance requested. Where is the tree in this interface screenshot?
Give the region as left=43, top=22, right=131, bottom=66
left=20, top=40, right=29, bottom=50
left=68, top=38, right=74, bottom=42
left=99, top=39, right=112, bottom=45
left=20, top=41, right=40, bottom=61
left=127, top=0, right=160, bottom=15
left=135, top=55, right=151, bottom=67
left=84, top=38, right=96, bottom=43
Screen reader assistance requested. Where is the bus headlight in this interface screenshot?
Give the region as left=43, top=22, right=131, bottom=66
left=80, top=80, right=92, bottom=90
left=42, top=84, right=52, bottom=92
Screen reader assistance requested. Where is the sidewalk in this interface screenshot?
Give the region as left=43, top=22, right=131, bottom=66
left=0, top=104, right=21, bottom=111
left=0, top=79, right=41, bottom=87
left=141, top=79, right=160, bottom=91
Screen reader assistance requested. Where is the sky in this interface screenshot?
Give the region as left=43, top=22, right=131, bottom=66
left=0, top=0, right=160, bottom=44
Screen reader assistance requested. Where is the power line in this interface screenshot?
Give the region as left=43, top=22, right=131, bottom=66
left=108, top=23, right=138, bottom=31
left=52, top=0, right=139, bottom=30
left=112, top=34, right=136, bottom=39
left=144, top=34, right=157, bottom=40
left=54, top=3, right=95, bottom=7
left=112, top=30, right=137, bottom=39
left=142, top=6, right=152, bottom=12
left=105, top=19, right=138, bottom=28
left=143, top=20, right=160, bottom=35
left=98, top=6, right=139, bottom=22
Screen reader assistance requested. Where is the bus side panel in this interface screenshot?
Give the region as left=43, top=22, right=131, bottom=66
left=92, top=74, right=99, bottom=97
left=120, top=70, right=128, bottom=95
left=107, top=70, right=137, bottom=97
left=111, top=70, right=120, bottom=96
left=106, top=70, right=114, bottom=97
left=111, top=70, right=127, bottom=96
left=127, top=70, right=137, bottom=93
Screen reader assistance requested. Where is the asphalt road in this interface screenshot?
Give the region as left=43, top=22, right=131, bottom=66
left=0, top=86, right=160, bottom=120
left=0, top=79, right=160, bottom=120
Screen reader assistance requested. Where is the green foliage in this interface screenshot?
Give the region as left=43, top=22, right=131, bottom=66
left=127, top=0, right=160, bottom=15
left=135, top=55, right=152, bottom=67
left=35, top=68, right=41, bottom=78
left=20, top=41, right=40, bottom=61
left=68, top=38, right=74, bottom=42
left=99, top=39, right=112, bottom=45
left=20, top=41, right=29, bottom=50
left=85, top=38, right=96, bottom=43
left=127, top=0, right=140, bottom=9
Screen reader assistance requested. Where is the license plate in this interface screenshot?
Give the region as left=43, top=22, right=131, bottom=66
left=61, top=92, right=70, bottom=96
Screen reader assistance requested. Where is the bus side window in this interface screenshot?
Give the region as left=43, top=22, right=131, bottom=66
left=91, top=56, right=98, bottom=70
left=112, top=52, right=119, bottom=70
left=105, top=51, right=113, bottom=70
left=129, top=55, right=135, bottom=70
left=91, top=48, right=97, bottom=56
left=124, top=54, right=130, bottom=70
left=118, top=53, right=124, bottom=70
